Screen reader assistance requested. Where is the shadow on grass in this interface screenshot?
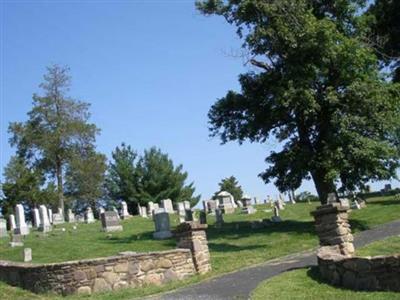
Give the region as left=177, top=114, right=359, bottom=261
left=100, top=231, right=176, bottom=247
left=208, top=242, right=266, bottom=252
left=349, top=219, right=371, bottom=232
left=370, top=199, right=400, bottom=206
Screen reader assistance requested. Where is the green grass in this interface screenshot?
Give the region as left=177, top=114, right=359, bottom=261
left=356, top=235, right=400, bottom=256
left=1, top=195, right=400, bottom=299
left=251, top=267, right=400, bottom=300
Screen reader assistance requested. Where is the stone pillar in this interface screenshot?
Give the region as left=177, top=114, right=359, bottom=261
left=175, top=222, right=211, bottom=274
left=311, top=203, right=354, bottom=256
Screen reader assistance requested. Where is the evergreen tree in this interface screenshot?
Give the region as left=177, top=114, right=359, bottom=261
left=215, top=176, right=243, bottom=201
left=8, top=65, right=101, bottom=211
left=197, top=0, right=400, bottom=203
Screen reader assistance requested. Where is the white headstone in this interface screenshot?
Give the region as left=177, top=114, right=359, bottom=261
left=33, top=208, right=41, bottom=228
left=161, top=199, right=174, bottom=214
left=15, top=204, right=29, bottom=235
left=121, top=201, right=131, bottom=219
left=0, top=219, right=7, bottom=238
left=67, top=209, right=75, bottom=223
left=271, top=206, right=282, bottom=222
left=48, top=208, right=53, bottom=224
left=147, top=201, right=155, bottom=215
left=85, top=207, right=95, bottom=223
left=183, top=201, right=191, bottom=210
left=39, top=205, right=52, bottom=232
left=23, top=248, right=32, bottom=262
left=112, top=207, right=120, bottom=219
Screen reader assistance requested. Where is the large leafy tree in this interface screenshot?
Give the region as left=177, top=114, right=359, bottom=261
left=8, top=65, right=101, bottom=211
left=197, top=0, right=400, bottom=203
left=214, top=176, right=243, bottom=201
left=368, top=0, right=400, bottom=81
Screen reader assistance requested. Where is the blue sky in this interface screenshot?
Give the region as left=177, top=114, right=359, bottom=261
left=0, top=0, right=397, bottom=202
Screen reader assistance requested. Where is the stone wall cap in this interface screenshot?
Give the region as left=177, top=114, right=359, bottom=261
left=311, top=203, right=349, bottom=217
left=174, top=221, right=208, bottom=233
left=0, top=248, right=191, bottom=268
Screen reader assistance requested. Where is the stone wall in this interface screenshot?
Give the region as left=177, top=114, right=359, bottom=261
left=318, top=245, right=400, bottom=291
left=0, top=249, right=196, bottom=296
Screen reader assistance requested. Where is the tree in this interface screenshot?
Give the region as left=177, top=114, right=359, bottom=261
left=1, top=156, right=57, bottom=219
left=105, top=143, right=139, bottom=212
left=136, top=147, right=200, bottom=207
left=214, top=176, right=243, bottom=201
left=197, top=0, right=400, bottom=203
left=368, top=0, right=400, bottom=81
left=8, top=65, right=100, bottom=211
left=64, top=148, right=107, bottom=213
left=105, top=145, right=200, bottom=212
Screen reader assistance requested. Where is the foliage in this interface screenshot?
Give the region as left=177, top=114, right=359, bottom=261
left=368, top=0, right=400, bottom=82
left=214, top=176, right=243, bottom=201
left=196, top=0, right=400, bottom=203
left=295, top=191, right=319, bottom=203
left=1, top=156, right=57, bottom=219
left=105, top=145, right=200, bottom=213
left=7, top=65, right=102, bottom=211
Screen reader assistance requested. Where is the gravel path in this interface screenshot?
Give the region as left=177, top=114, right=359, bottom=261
left=148, top=219, right=400, bottom=300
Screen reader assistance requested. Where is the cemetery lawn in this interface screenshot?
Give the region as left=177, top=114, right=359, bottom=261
left=250, top=267, right=400, bottom=300
left=1, top=195, right=400, bottom=299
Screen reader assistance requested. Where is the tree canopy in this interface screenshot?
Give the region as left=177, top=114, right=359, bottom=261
left=197, top=0, right=400, bottom=203
left=214, top=176, right=243, bottom=201
left=105, top=145, right=200, bottom=213
left=6, top=65, right=104, bottom=211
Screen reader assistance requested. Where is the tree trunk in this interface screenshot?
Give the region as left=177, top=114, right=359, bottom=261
left=56, top=157, right=64, bottom=212
left=311, top=170, right=336, bottom=204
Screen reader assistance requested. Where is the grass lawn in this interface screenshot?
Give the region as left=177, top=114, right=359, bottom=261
left=250, top=267, right=400, bottom=300
left=1, top=195, right=400, bottom=299
left=357, top=235, right=400, bottom=256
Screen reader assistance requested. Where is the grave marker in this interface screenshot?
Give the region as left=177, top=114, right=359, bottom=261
left=101, top=211, right=123, bottom=232
left=153, top=212, right=172, bottom=239
left=39, top=205, right=52, bottom=232
left=15, top=204, right=29, bottom=235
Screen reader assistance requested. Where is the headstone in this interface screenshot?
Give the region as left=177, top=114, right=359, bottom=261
left=161, top=199, right=174, bottom=214
left=242, top=195, right=252, bottom=207
left=48, top=208, right=53, bottom=224
left=120, top=201, right=131, bottom=219
left=101, top=211, right=123, bottom=232
left=141, top=206, right=148, bottom=218
left=99, top=207, right=105, bottom=215
left=147, top=201, right=155, bottom=215
left=359, top=200, right=367, bottom=208
left=9, top=234, right=23, bottom=247
left=217, top=191, right=236, bottom=213
left=351, top=200, right=361, bottom=210
left=85, top=207, right=95, bottom=224
left=52, top=208, right=64, bottom=225
left=275, top=200, right=284, bottom=210
left=271, top=206, right=282, bottom=222
left=0, top=219, right=7, bottom=238
left=112, top=207, right=120, bottom=219
left=339, top=198, right=350, bottom=208
left=206, top=200, right=217, bottom=214
left=185, top=210, right=193, bottom=222
left=183, top=201, right=191, bottom=210
left=254, top=197, right=259, bottom=205
left=242, top=206, right=256, bottom=214
left=15, top=204, right=29, bottom=235
left=23, top=248, right=32, bottom=262
left=153, top=212, right=172, bottom=239
left=199, top=211, right=207, bottom=224
left=236, top=200, right=243, bottom=208
left=9, top=214, right=16, bottom=232
left=153, top=203, right=160, bottom=211
left=202, top=200, right=208, bottom=213
left=39, top=205, right=52, bottom=232
left=66, top=209, right=75, bottom=223
left=177, top=202, right=186, bottom=223
left=215, top=208, right=224, bottom=228
left=32, top=208, right=41, bottom=228
left=76, top=215, right=85, bottom=223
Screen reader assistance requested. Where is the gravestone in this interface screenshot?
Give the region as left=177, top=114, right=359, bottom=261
left=275, top=199, right=284, bottom=210
left=9, top=234, right=23, bottom=247
left=271, top=206, right=282, bottom=223
left=99, top=207, right=105, bottom=215
left=48, top=208, right=53, bottom=224
left=23, top=248, right=32, bottom=262
left=39, top=205, right=52, bottom=232
left=351, top=199, right=361, bottom=210
left=147, top=201, right=155, bottom=215
left=0, top=219, right=7, bottom=238
left=185, top=210, right=193, bottom=222
left=177, top=202, right=186, bottom=223
left=85, top=207, right=95, bottom=224
left=339, top=198, right=350, bottom=208
left=206, top=200, right=217, bottom=214
left=52, top=208, right=64, bottom=225
left=199, top=211, right=207, bottom=224
left=15, top=204, right=29, bottom=235
left=32, top=208, right=41, bottom=228
left=202, top=200, right=208, bottom=213
left=153, top=203, right=160, bottom=211
left=120, top=201, right=131, bottom=219
left=242, top=205, right=256, bottom=214
left=112, top=207, right=120, bottom=219
left=215, top=208, right=224, bottom=228
left=236, top=200, right=243, bottom=208
left=141, top=206, right=148, bottom=218
left=161, top=199, right=174, bottom=214
left=153, top=212, right=172, bottom=239
left=242, top=195, right=252, bottom=207
left=183, top=200, right=191, bottom=210
left=217, top=191, right=236, bottom=214
left=67, top=209, right=75, bottom=223
left=101, top=211, right=123, bottom=232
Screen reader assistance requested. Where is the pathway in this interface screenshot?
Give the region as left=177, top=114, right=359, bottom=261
left=148, top=219, right=400, bottom=300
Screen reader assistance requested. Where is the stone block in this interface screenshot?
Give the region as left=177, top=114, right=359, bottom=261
left=140, top=260, right=155, bottom=272
left=92, top=278, right=112, bottom=293
left=102, top=272, right=120, bottom=285
left=77, top=286, right=91, bottom=295
left=156, top=258, right=173, bottom=269
left=114, top=262, right=128, bottom=273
